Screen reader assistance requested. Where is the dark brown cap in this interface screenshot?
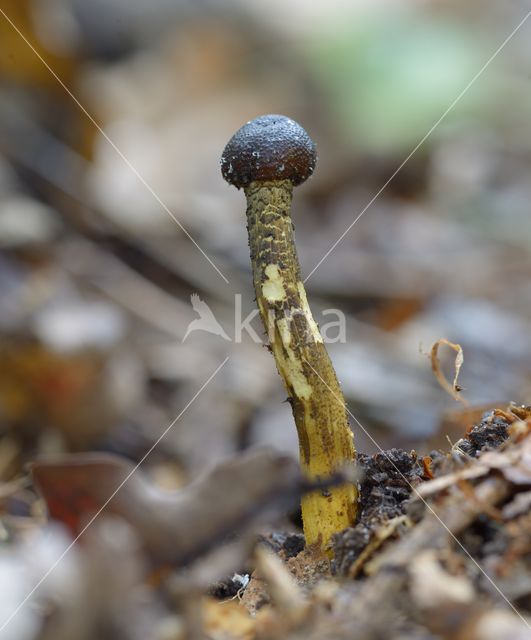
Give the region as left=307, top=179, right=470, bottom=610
left=221, top=114, right=317, bottom=189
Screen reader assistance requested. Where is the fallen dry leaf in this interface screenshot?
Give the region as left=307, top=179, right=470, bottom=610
left=480, top=437, right=531, bottom=485
left=32, top=448, right=302, bottom=567
left=416, top=465, right=489, bottom=498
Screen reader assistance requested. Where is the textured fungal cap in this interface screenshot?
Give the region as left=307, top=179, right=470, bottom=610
left=221, top=114, right=317, bottom=189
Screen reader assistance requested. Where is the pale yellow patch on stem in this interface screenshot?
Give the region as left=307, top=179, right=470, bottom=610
left=262, top=264, right=286, bottom=303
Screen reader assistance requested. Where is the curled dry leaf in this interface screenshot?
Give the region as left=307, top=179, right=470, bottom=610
left=429, top=338, right=468, bottom=405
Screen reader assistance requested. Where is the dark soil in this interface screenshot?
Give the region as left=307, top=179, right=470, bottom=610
left=456, top=413, right=511, bottom=457
left=209, top=532, right=305, bottom=599
left=333, top=448, right=425, bottom=575
left=333, top=411, right=511, bottom=576
left=211, top=411, right=512, bottom=595
left=262, top=531, right=306, bottom=559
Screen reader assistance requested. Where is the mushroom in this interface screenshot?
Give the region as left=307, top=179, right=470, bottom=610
left=221, top=115, right=358, bottom=549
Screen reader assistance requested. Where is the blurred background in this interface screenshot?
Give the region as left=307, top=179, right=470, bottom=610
left=0, top=0, right=531, bottom=490
left=1, top=1, right=531, bottom=637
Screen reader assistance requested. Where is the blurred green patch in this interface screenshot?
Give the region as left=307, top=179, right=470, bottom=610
left=307, top=13, right=489, bottom=153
